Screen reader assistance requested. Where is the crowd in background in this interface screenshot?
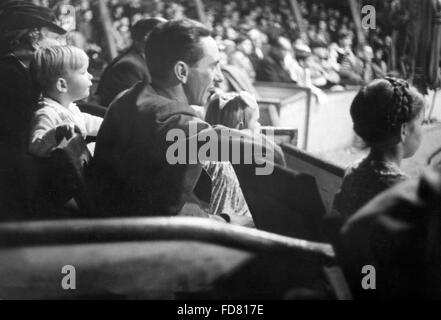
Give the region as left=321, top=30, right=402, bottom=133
left=30, top=0, right=396, bottom=91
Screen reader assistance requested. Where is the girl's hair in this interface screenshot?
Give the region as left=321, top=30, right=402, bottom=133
left=205, top=91, right=258, bottom=129
left=350, top=77, right=425, bottom=145
left=31, top=45, right=88, bottom=93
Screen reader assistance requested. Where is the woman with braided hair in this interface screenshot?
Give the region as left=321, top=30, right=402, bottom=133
left=332, top=77, right=425, bottom=220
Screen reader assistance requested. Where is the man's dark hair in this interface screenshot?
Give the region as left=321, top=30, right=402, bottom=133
left=130, top=17, right=166, bottom=43
left=144, top=19, right=211, bottom=82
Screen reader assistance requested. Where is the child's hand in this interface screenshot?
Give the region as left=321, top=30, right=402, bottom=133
left=55, top=123, right=81, bottom=144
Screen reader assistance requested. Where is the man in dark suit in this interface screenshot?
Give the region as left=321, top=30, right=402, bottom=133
left=94, top=17, right=166, bottom=107
left=91, top=19, right=281, bottom=224
left=91, top=19, right=225, bottom=218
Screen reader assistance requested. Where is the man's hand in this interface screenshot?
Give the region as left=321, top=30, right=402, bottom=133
left=55, top=123, right=81, bottom=144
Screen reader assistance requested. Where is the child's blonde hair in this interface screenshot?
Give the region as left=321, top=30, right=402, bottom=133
left=205, top=91, right=259, bottom=129
left=31, top=45, right=89, bottom=93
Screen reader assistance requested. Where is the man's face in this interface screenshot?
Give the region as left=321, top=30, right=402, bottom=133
left=363, top=46, right=374, bottom=62
left=239, top=39, right=253, bottom=55
left=184, top=36, right=223, bottom=106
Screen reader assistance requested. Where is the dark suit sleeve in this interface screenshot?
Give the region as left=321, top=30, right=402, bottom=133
left=256, top=60, right=280, bottom=82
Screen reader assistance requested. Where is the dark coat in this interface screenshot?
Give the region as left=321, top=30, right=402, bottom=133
left=256, top=55, right=294, bottom=83
left=95, top=47, right=150, bottom=107
left=0, top=54, right=41, bottom=220
left=337, top=167, right=441, bottom=299
left=90, top=81, right=285, bottom=218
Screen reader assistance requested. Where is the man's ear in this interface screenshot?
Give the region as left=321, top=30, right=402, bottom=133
left=55, top=78, right=68, bottom=93
left=174, top=61, right=189, bottom=83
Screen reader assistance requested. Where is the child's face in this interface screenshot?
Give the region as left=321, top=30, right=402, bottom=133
left=246, top=107, right=261, bottom=132
left=65, top=60, right=93, bottom=101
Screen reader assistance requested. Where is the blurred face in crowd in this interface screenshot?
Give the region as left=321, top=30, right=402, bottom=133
left=238, top=38, right=253, bottom=56
left=226, top=27, right=238, bottom=40
left=318, top=20, right=327, bottom=32
left=313, top=47, right=328, bottom=59
left=329, top=18, right=337, bottom=29
left=248, top=29, right=264, bottom=48
left=375, top=48, right=384, bottom=60
left=340, top=35, right=352, bottom=49
left=271, top=37, right=291, bottom=62
left=184, top=36, right=223, bottom=106
left=361, top=45, right=374, bottom=62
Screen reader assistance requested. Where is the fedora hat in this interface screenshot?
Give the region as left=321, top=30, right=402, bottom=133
left=0, top=1, right=66, bottom=34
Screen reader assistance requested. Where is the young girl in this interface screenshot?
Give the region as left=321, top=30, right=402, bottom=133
left=205, top=91, right=261, bottom=133
left=333, top=77, right=425, bottom=219
left=202, top=91, right=260, bottom=225
left=29, top=45, right=102, bottom=158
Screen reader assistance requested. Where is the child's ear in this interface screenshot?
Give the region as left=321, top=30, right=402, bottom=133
left=174, top=61, right=189, bottom=83
left=55, top=78, right=68, bottom=93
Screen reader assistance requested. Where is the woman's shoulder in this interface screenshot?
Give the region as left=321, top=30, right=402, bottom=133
left=342, top=157, right=407, bottom=196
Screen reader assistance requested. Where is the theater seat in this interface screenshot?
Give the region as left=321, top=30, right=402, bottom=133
left=233, top=163, right=326, bottom=241
left=0, top=217, right=351, bottom=299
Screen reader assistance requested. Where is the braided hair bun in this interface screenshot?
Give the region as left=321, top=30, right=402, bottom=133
left=350, top=77, right=424, bottom=145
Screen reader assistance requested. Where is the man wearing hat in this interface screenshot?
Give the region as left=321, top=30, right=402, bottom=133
left=0, top=1, right=66, bottom=220
left=95, top=17, right=166, bottom=107
left=255, top=35, right=294, bottom=83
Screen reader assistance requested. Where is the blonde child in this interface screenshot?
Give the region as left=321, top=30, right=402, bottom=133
left=29, top=45, right=102, bottom=157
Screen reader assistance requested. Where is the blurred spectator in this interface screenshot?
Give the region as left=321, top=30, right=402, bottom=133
left=358, top=44, right=387, bottom=82
left=95, top=17, right=166, bottom=107
left=32, top=0, right=395, bottom=91
left=230, top=35, right=256, bottom=82
left=247, top=28, right=267, bottom=69
left=256, top=35, right=293, bottom=83
left=338, top=32, right=365, bottom=86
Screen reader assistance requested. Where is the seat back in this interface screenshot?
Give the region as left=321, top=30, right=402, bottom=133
left=281, top=144, right=345, bottom=214
left=233, top=163, right=326, bottom=241
left=260, top=127, right=298, bottom=146
left=0, top=217, right=351, bottom=299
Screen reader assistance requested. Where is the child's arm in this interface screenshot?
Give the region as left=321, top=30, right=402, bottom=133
left=29, top=111, right=59, bottom=157
left=81, top=112, right=103, bottom=137
left=29, top=111, right=78, bottom=157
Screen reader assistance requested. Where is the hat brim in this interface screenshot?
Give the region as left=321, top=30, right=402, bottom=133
left=1, top=13, right=66, bottom=35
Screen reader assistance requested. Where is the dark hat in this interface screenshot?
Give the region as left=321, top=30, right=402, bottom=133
left=130, top=17, right=167, bottom=42
left=0, top=1, right=66, bottom=35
